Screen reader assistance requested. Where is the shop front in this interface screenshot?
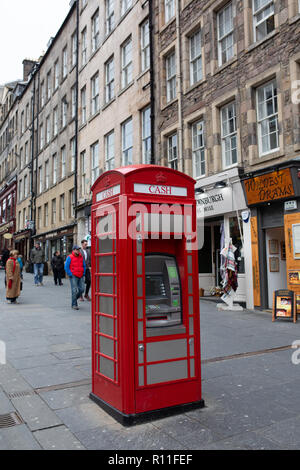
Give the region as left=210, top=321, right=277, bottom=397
left=33, top=224, right=75, bottom=274
left=242, top=159, right=300, bottom=311
left=195, top=168, right=253, bottom=309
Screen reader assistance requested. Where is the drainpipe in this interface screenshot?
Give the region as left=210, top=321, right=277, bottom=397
left=74, top=0, right=79, bottom=221
left=30, top=68, right=36, bottom=226
left=149, top=0, right=155, bottom=165
left=176, top=0, right=184, bottom=173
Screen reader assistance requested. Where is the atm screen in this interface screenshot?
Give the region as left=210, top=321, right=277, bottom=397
left=145, top=254, right=182, bottom=328
left=145, top=275, right=167, bottom=298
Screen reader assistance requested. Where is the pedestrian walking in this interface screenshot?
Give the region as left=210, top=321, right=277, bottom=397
left=1, top=247, right=9, bottom=269
left=30, top=241, right=45, bottom=286
left=51, top=251, right=64, bottom=286
left=79, top=239, right=91, bottom=301
left=64, top=245, right=86, bottom=310
left=5, top=250, right=21, bottom=304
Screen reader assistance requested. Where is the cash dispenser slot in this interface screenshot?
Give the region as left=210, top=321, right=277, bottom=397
left=145, top=254, right=182, bottom=328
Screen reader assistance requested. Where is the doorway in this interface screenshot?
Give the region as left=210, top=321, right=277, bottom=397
left=265, top=227, right=287, bottom=309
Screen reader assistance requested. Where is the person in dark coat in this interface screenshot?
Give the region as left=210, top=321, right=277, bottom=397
left=51, top=251, right=64, bottom=286
left=1, top=248, right=10, bottom=269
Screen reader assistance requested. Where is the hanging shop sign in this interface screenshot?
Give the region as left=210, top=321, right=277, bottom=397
left=272, top=289, right=297, bottom=323
left=244, top=168, right=294, bottom=205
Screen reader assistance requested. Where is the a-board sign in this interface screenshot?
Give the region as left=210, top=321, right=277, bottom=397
left=272, top=290, right=297, bottom=323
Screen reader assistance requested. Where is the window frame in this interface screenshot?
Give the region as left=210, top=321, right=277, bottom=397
left=166, top=51, right=176, bottom=103
left=192, top=120, right=205, bottom=178
left=167, top=133, right=178, bottom=170
left=256, top=80, right=279, bottom=157
left=217, top=2, right=234, bottom=67
left=221, top=101, right=238, bottom=168
left=122, top=118, right=133, bottom=166
left=105, top=130, right=115, bottom=170
left=253, top=0, right=275, bottom=43
left=189, top=29, right=202, bottom=86
left=121, top=36, right=133, bottom=89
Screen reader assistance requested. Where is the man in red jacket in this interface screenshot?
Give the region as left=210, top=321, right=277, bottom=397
left=64, top=245, right=86, bottom=310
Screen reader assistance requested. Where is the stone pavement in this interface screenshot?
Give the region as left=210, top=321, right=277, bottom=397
left=0, top=272, right=300, bottom=450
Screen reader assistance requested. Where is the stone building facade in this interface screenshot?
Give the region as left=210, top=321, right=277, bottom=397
left=153, top=0, right=300, bottom=309
left=15, top=4, right=78, bottom=265
left=76, top=0, right=151, bottom=242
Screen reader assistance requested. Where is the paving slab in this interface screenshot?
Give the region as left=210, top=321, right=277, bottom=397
left=0, top=424, right=41, bottom=450
left=11, top=394, right=62, bottom=431
left=33, top=425, right=85, bottom=450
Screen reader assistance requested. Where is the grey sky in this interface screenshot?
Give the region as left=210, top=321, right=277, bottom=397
left=0, top=0, right=71, bottom=85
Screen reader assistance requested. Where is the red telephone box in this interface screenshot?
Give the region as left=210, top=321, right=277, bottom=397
left=90, top=165, right=204, bottom=425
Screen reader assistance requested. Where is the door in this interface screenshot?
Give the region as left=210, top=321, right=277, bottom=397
left=132, top=204, right=201, bottom=413
left=265, top=227, right=287, bottom=309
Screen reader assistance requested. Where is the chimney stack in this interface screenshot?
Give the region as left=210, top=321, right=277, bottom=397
left=22, top=59, right=37, bottom=81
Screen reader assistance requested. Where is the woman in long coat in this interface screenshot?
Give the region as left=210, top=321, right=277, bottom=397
left=6, top=250, right=21, bottom=304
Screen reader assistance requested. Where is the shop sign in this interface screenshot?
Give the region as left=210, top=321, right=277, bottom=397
left=96, top=184, right=121, bottom=202
left=272, top=289, right=297, bottom=323
left=196, top=183, right=246, bottom=217
left=244, top=168, right=294, bottom=205
left=134, top=184, right=187, bottom=197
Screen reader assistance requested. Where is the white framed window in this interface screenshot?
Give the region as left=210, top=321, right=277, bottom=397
left=24, top=175, right=28, bottom=198
left=61, top=146, right=66, bottom=179
left=18, top=180, right=22, bottom=202
left=45, top=160, right=50, bottom=189
left=24, top=141, right=29, bottom=164
left=121, top=37, right=133, bottom=88
left=91, top=141, right=99, bottom=184
left=165, top=0, right=175, bottom=23
left=81, top=86, right=87, bottom=124
left=253, top=0, right=275, bottom=42
left=105, top=56, right=114, bottom=103
left=40, top=82, right=45, bottom=108
left=256, top=80, right=279, bottom=156
left=38, top=206, right=42, bottom=229
left=91, top=73, right=99, bottom=115
left=69, top=189, right=75, bottom=218
left=53, top=107, right=58, bottom=136
left=39, top=166, right=43, bottom=193
left=80, top=151, right=86, bottom=196
left=40, top=123, right=44, bottom=150
left=192, top=121, right=205, bottom=177
left=105, top=131, right=115, bottom=170
left=71, top=137, right=76, bottom=172
left=221, top=101, right=238, bottom=167
left=81, top=28, right=87, bottom=66
left=46, top=116, right=50, bottom=144
left=44, top=203, right=49, bottom=227
left=53, top=153, right=57, bottom=185
left=91, top=10, right=100, bottom=53
left=71, top=32, right=77, bottom=67
left=142, top=106, right=151, bottom=164
left=190, top=30, right=202, bottom=85
left=122, top=118, right=133, bottom=165
left=46, top=71, right=51, bottom=100
left=106, top=0, right=114, bottom=35
left=168, top=133, right=178, bottom=170
left=141, top=19, right=150, bottom=72
left=54, top=60, right=59, bottom=89
left=121, top=0, right=132, bottom=16
left=62, top=46, right=68, bottom=78
left=217, top=2, right=234, bottom=66
left=71, top=85, right=76, bottom=119
left=60, top=194, right=65, bottom=221
left=166, top=51, right=176, bottom=102
left=62, top=97, right=68, bottom=128
left=52, top=199, right=56, bottom=224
